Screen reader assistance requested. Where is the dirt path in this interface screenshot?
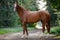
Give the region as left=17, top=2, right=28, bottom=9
left=0, top=29, right=60, bottom=40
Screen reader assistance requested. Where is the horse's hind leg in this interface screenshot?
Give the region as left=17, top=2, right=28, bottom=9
left=42, top=21, right=46, bottom=33
left=40, top=21, right=46, bottom=37
left=46, top=22, right=50, bottom=33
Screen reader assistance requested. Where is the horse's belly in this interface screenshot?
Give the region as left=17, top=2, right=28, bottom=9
left=27, top=16, right=40, bottom=23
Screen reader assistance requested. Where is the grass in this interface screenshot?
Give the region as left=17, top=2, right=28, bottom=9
left=44, top=26, right=60, bottom=34
left=55, top=36, right=60, bottom=38
left=0, top=27, right=35, bottom=34
left=50, top=26, right=60, bottom=38
left=44, top=26, right=60, bottom=35
left=44, top=26, right=60, bottom=38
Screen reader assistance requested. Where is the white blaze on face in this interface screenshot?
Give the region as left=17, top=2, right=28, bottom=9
left=14, top=2, right=17, bottom=11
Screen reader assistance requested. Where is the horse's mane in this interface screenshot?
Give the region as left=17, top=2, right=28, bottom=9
left=15, top=1, right=27, bottom=11
left=17, top=4, right=27, bottom=11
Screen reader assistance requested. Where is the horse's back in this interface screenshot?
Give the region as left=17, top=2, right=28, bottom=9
left=39, top=10, right=50, bottom=21
left=24, top=11, right=40, bottom=23
left=23, top=10, right=50, bottom=23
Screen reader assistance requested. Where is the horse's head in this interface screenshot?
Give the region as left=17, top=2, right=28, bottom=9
left=13, top=1, right=27, bottom=12
left=14, top=1, right=17, bottom=11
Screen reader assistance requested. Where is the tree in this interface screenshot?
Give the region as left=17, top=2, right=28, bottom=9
left=46, top=0, right=60, bottom=26
left=0, top=0, right=19, bottom=27
left=49, top=0, right=60, bottom=11
left=18, top=0, right=38, bottom=11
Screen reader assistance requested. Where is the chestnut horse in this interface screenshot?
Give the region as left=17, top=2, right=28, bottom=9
left=14, top=1, right=50, bottom=37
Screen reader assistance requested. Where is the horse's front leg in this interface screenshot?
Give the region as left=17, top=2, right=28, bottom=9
left=25, top=24, right=28, bottom=36
left=21, top=23, right=28, bottom=38
left=21, top=23, right=25, bottom=38
left=25, top=23, right=28, bottom=38
left=40, top=21, right=46, bottom=37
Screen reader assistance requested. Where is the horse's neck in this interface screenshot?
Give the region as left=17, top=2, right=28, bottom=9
left=17, top=8, right=23, bottom=17
left=16, top=5, right=26, bottom=17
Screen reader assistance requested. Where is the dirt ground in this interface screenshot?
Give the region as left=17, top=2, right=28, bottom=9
left=0, top=29, right=60, bottom=40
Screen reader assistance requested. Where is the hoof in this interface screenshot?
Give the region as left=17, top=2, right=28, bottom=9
left=21, top=34, right=28, bottom=38
left=21, top=34, right=25, bottom=38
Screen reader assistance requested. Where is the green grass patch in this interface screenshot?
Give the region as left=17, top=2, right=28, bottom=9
left=0, top=27, right=35, bottom=34
left=55, top=36, right=60, bottom=38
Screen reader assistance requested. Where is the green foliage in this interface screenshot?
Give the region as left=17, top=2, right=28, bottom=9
left=50, top=26, right=60, bottom=35
left=0, top=27, right=35, bottom=34
left=46, top=0, right=60, bottom=26
left=0, top=0, right=19, bottom=27
left=47, top=0, right=60, bottom=11
left=0, top=27, right=22, bottom=34
left=27, top=23, right=36, bottom=27
left=18, top=0, right=38, bottom=11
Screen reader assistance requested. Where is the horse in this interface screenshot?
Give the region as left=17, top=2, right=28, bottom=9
left=14, top=1, right=50, bottom=38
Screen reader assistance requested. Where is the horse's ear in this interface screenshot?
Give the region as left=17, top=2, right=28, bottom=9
left=16, top=0, right=18, bottom=3
left=14, top=0, right=18, bottom=4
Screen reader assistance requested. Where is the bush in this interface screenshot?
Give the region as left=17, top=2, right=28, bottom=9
left=0, top=0, right=19, bottom=27
left=50, top=26, right=60, bottom=35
